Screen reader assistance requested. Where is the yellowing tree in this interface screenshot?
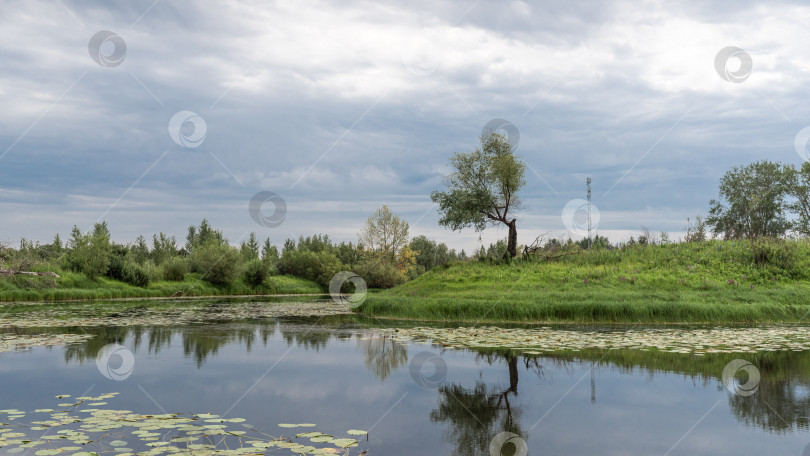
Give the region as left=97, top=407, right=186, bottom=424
left=359, top=205, right=410, bottom=260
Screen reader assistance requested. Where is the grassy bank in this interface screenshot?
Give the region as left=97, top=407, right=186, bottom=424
left=0, top=272, right=323, bottom=302
left=359, top=239, right=810, bottom=323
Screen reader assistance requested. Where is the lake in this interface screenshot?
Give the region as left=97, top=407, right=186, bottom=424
left=2, top=299, right=810, bottom=455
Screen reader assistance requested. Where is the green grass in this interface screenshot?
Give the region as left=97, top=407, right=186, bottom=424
left=0, top=272, right=324, bottom=302
left=358, top=239, right=810, bottom=323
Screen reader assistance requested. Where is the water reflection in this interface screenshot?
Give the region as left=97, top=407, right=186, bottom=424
left=431, top=354, right=531, bottom=456
left=357, top=331, right=408, bottom=381
left=8, top=322, right=810, bottom=450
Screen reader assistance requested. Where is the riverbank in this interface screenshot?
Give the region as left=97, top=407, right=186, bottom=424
left=0, top=272, right=323, bottom=302
left=358, top=240, right=810, bottom=323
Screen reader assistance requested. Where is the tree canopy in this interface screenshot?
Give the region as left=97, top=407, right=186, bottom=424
left=707, top=160, right=794, bottom=239
left=431, top=132, right=526, bottom=257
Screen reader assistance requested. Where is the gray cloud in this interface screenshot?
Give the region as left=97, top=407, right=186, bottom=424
left=2, top=0, right=809, bottom=250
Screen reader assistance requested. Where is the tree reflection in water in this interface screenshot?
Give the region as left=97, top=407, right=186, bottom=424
left=29, top=323, right=810, bottom=438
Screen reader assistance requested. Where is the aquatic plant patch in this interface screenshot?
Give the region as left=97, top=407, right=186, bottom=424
left=0, top=394, right=366, bottom=455
left=0, top=334, right=94, bottom=353
left=387, top=326, right=810, bottom=355
left=0, top=301, right=351, bottom=329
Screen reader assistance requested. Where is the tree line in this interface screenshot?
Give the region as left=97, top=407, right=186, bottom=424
left=1, top=207, right=467, bottom=290
left=429, top=132, right=810, bottom=256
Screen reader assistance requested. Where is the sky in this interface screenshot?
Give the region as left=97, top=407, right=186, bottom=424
left=1, top=0, right=809, bottom=253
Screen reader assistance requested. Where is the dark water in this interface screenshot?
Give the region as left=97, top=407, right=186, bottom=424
left=2, top=317, right=810, bottom=455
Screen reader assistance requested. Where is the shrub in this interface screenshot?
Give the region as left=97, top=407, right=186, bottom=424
left=124, top=262, right=150, bottom=287
left=750, top=237, right=796, bottom=273
left=190, top=243, right=241, bottom=285
left=243, top=258, right=269, bottom=287
left=162, top=257, right=189, bottom=281
left=279, top=250, right=343, bottom=287
left=106, top=254, right=150, bottom=287
left=353, top=256, right=406, bottom=289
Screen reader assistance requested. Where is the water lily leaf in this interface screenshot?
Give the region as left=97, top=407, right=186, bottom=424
left=309, top=436, right=332, bottom=443
left=108, top=440, right=127, bottom=447
left=346, top=430, right=367, bottom=435
left=330, top=439, right=357, bottom=448
left=35, top=450, right=61, bottom=455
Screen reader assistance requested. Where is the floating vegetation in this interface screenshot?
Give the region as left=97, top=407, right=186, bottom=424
left=388, top=326, right=810, bottom=355
left=0, top=394, right=366, bottom=455
left=0, top=334, right=94, bottom=353
left=0, top=301, right=351, bottom=329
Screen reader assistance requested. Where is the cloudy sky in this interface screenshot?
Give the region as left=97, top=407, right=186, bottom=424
left=1, top=0, right=809, bottom=252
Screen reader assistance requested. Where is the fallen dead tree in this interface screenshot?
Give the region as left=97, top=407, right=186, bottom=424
left=0, top=269, right=60, bottom=278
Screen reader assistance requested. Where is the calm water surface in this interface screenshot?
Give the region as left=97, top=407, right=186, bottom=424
left=2, top=313, right=810, bottom=455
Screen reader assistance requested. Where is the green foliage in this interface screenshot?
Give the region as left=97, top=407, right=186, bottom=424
left=298, top=234, right=334, bottom=252
left=789, top=161, right=810, bottom=236
left=707, top=161, right=794, bottom=239
left=131, top=235, right=150, bottom=265
left=750, top=237, right=796, bottom=272
left=185, top=219, right=227, bottom=252
left=353, top=255, right=406, bottom=289
left=335, top=242, right=362, bottom=269
left=66, top=223, right=111, bottom=280
left=410, top=235, right=458, bottom=271
left=432, top=132, right=525, bottom=231
left=151, top=232, right=178, bottom=265
left=279, top=250, right=343, bottom=287
left=162, top=256, right=188, bottom=281
left=241, top=232, right=260, bottom=261
left=124, top=262, right=150, bottom=287
left=358, top=205, right=410, bottom=260
left=243, top=258, right=269, bottom=287
left=431, top=132, right=525, bottom=257
left=190, top=243, right=241, bottom=285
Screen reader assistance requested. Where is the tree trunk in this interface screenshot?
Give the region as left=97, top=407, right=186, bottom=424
left=507, top=355, right=518, bottom=393
left=505, top=219, right=518, bottom=258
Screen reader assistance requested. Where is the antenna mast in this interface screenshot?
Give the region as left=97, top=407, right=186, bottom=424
left=587, top=177, right=592, bottom=249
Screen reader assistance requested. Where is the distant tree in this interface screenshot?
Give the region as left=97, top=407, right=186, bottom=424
left=185, top=219, right=226, bottom=252
left=358, top=205, right=410, bottom=260
left=576, top=234, right=611, bottom=250
left=52, top=233, right=62, bottom=254
left=282, top=238, right=296, bottom=255
left=152, top=232, right=178, bottom=265
left=707, top=161, right=794, bottom=239
left=410, top=235, right=456, bottom=271
left=335, top=241, right=362, bottom=269
left=431, top=132, right=526, bottom=258
left=131, top=235, right=149, bottom=265
left=296, top=234, right=333, bottom=253
left=241, top=232, right=260, bottom=260
left=684, top=215, right=707, bottom=242
left=789, top=161, right=810, bottom=236
left=67, top=223, right=111, bottom=279
left=261, top=238, right=279, bottom=264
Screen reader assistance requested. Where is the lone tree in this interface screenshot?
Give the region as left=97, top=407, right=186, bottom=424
left=359, top=205, right=410, bottom=260
left=431, top=132, right=526, bottom=258
left=706, top=160, right=794, bottom=239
